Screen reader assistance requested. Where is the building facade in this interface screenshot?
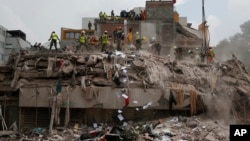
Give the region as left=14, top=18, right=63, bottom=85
left=0, top=26, right=31, bottom=65
left=0, top=25, right=7, bottom=65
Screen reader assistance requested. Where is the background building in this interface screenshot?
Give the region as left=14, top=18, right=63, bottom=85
left=0, top=25, right=7, bottom=65
left=0, top=25, right=31, bottom=65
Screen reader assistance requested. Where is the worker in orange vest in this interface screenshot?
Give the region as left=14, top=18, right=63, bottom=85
left=207, top=47, right=215, bottom=63
left=127, top=28, right=133, bottom=47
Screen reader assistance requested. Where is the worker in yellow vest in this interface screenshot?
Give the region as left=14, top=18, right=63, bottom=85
left=48, top=31, right=60, bottom=51
left=77, top=31, right=88, bottom=52
left=101, top=31, right=109, bottom=52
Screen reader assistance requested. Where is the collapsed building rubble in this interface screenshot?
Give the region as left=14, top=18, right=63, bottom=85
left=0, top=48, right=250, bottom=140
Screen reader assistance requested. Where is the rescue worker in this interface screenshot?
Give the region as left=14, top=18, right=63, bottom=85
left=48, top=31, right=60, bottom=51
left=103, top=12, right=107, bottom=20
left=127, top=28, right=133, bottom=47
left=111, top=10, right=115, bottom=20
left=77, top=31, right=88, bottom=52
left=149, top=37, right=161, bottom=55
left=116, top=26, right=124, bottom=51
left=174, top=46, right=182, bottom=60
left=153, top=41, right=161, bottom=56
left=135, top=31, right=142, bottom=50
left=207, top=47, right=215, bottom=63
left=99, top=11, right=103, bottom=21
left=88, top=21, right=92, bottom=30
left=101, top=31, right=109, bottom=52
left=113, top=26, right=119, bottom=43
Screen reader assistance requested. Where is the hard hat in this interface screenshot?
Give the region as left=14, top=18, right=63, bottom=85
left=82, top=31, right=85, bottom=33
left=173, top=46, right=177, bottom=49
left=136, top=31, right=139, bottom=34
left=104, top=30, right=108, bottom=33
left=151, top=37, right=156, bottom=42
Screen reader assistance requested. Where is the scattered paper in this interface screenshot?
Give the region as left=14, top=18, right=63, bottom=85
left=122, top=69, right=127, bottom=74
left=93, top=123, right=98, bottom=128
left=147, top=102, right=153, bottom=106
left=143, top=105, right=149, bottom=109
left=121, top=54, right=126, bottom=58
left=123, top=122, right=128, bottom=127
left=122, top=94, right=128, bottom=99
left=121, top=66, right=126, bottom=70
left=133, top=101, right=138, bottom=104
left=117, top=114, right=124, bottom=121
left=118, top=110, right=123, bottom=113
left=122, top=78, right=127, bottom=82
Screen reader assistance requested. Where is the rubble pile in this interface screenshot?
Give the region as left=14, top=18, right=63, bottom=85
left=1, top=49, right=250, bottom=140
left=0, top=116, right=229, bottom=141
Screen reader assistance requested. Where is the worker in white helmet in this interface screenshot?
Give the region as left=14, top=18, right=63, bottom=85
left=135, top=31, right=142, bottom=51
left=101, top=30, right=109, bottom=52
left=150, top=36, right=161, bottom=55
left=77, top=31, right=88, bottom=53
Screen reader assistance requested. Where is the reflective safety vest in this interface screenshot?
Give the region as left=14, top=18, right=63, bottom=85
left=135, top=34, right=140, bottom=40
left=207, top=49, right=215, bottom=57
left=51, top=33, right=58, bottom=40
left=102, top=34, right=108, bottom=44
left=79, top=35, right=86, bottom=43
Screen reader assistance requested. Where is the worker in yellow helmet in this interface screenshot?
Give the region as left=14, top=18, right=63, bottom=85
left=77, top=31, right=88, bottom=53
left=48, top=31, right=60, bottom=51
left=101, top=31, right=109, bottom=52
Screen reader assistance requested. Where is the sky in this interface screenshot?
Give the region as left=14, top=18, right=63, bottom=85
left=0, top=0, right=249, bottom=46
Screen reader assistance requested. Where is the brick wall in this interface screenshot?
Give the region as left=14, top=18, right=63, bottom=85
left=146, top=1, right=174, bottom=21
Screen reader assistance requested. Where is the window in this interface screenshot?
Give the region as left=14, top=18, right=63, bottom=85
left=75, top=33, right=80, bottom=39
left=5, top=44, right=13, bottom=49
left=66, top=33, right=70, bottom=39
left=65, top=32, right=81, bottom=39
left=69, top=33, right=74, bottom=39
left=0, top=28, right=6, bottom=36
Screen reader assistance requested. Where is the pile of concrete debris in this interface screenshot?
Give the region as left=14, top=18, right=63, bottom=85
left=0, top=115, right=229, bottom=141
left=0, top=48, right=250, bottom=140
